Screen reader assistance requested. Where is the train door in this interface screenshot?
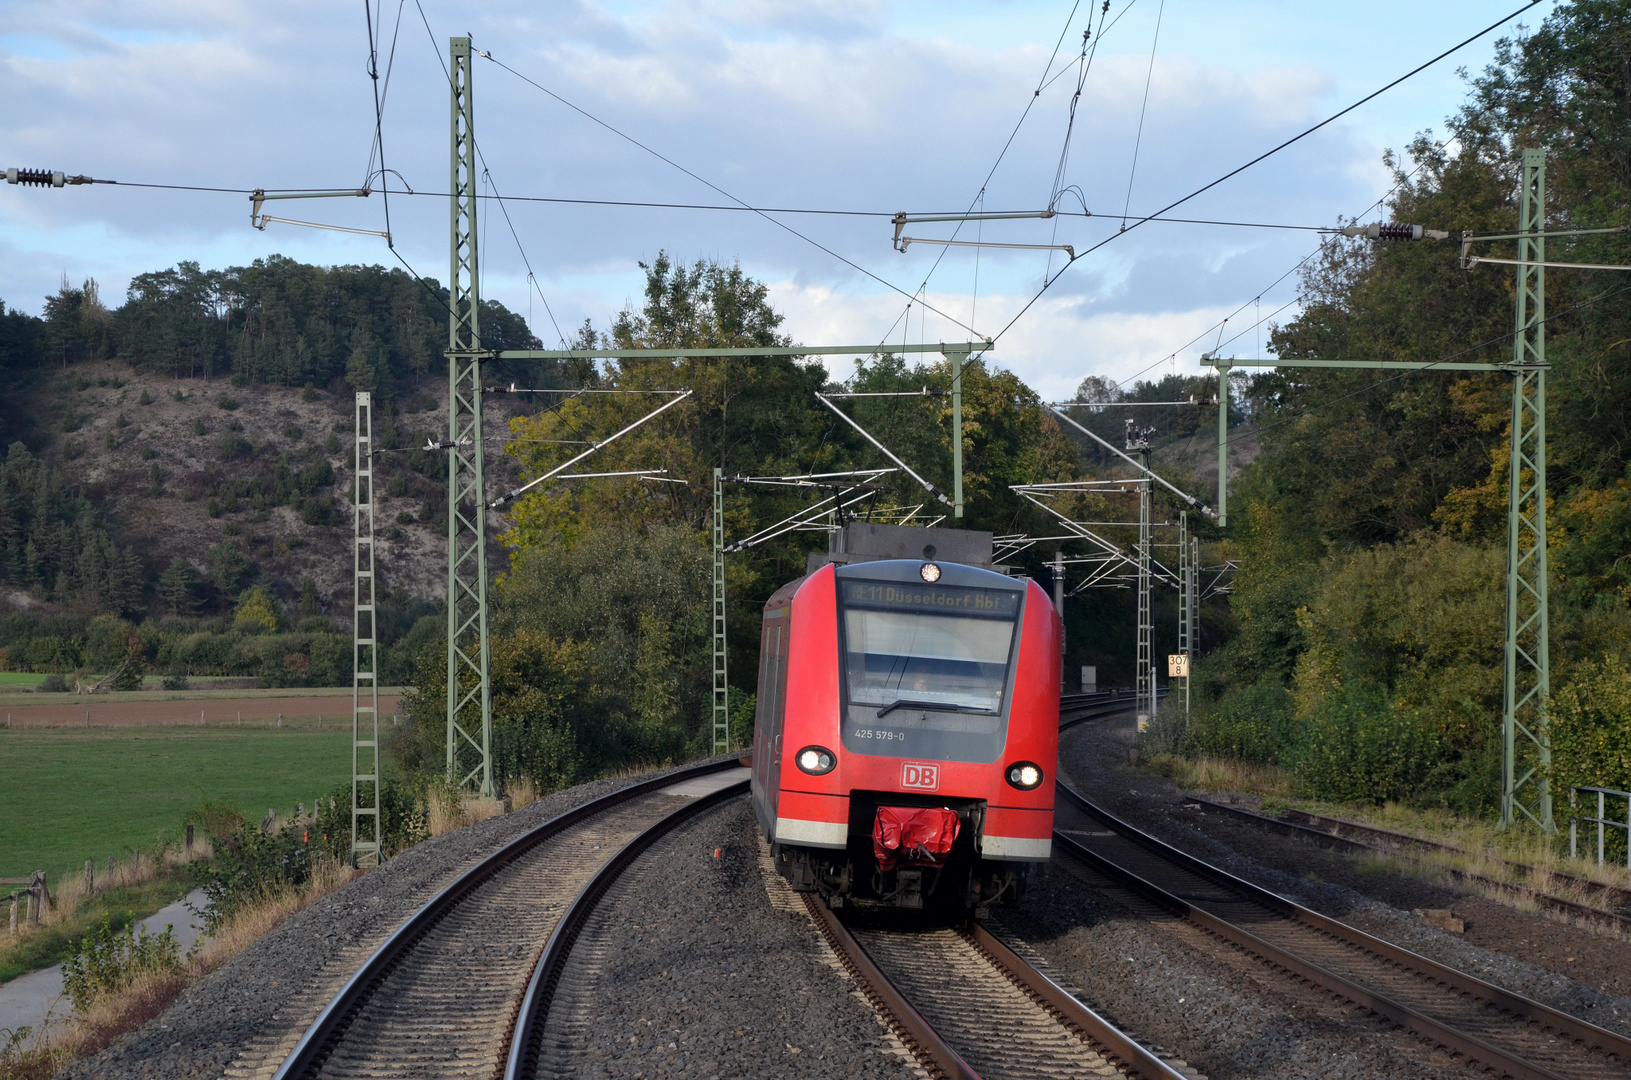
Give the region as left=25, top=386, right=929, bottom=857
left=763, top=608, right=790, bottom=826
left=752, top=606, right=791, bottom=830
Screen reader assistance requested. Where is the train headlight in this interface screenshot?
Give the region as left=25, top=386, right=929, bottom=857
left=919, top=561, right=942, bottom=583
left=1005, top=761, right=1044, bottom=790
left=796, top=745, right=837, bottom=775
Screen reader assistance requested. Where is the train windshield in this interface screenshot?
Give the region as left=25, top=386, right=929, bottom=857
left=837, top=576, right=1023, bottom=763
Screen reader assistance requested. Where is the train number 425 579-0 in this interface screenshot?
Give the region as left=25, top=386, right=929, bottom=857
left=852, top=728, right=906, bottom=742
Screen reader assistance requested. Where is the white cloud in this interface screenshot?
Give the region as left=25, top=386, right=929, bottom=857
left=768, top=277, right=1253, bottom=402
left=0, top=0, right=1480, bottom=391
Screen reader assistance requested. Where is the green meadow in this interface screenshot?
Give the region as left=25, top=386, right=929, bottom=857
left=0, top=726, right=354, bottom=886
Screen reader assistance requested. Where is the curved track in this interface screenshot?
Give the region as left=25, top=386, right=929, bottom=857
left=1054, top=779, right=1631, bottom=1080
left=1183, top=793, right=1631, bottom=935
left=271, top=760, right=749, bottom=1080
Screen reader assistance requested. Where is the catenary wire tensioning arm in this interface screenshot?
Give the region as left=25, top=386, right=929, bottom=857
left=726, top=488, right=880, bottom=552
left=1015, top=489, right=1182, bottom=589
left=815, top=393, right=950, bottom=506
left=1050, top=406, right=1214, bottom=517
left=726, top=493, right=843, bottom=550
left=489, top=390, right=693, bottom=508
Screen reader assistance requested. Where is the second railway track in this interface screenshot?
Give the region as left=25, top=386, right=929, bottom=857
left=1053, top=779, right=1631, bottom=1080
left=272, top=759, right=749, bottom=1080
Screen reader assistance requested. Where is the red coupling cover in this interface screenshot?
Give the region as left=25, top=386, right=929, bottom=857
left=872, top=806, right=960, bottom=871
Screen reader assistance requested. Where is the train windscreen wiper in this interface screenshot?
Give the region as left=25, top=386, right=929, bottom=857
left=875, top=699, right=998, bottom=718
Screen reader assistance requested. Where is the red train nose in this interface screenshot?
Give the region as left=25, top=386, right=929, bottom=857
left=872, top=806, right=960, bottom=870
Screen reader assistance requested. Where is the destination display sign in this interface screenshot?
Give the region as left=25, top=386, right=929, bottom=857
left=839, top=579, right=1021, bottom=619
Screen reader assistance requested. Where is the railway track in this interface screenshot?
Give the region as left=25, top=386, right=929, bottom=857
left=1183, top=794, right=1631, bottom=934
left=271, top=759, right=749, bottom=1080
left=1053, top=780, right=1631, bottom=1080
left=1059, top=691, right=1139, bottom=730
left=805, top=896, right=1196, bottom=1080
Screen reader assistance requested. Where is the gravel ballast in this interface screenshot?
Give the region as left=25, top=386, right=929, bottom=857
left=531, top=797, right=919, bottom=1080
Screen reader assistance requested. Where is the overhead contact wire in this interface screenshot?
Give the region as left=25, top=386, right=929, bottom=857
left=985, top=0, right=1548, bottom=352
left=478, top=51, right=983, bottom=337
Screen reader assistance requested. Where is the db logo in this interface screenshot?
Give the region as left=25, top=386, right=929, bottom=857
left=901, top=761, right=940, bottom=791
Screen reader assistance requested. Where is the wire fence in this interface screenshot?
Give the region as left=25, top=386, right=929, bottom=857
left=1570, top=786, right=1631, bottom=869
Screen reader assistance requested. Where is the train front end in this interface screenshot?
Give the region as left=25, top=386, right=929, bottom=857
left=752, top=557, right=1060, bottom=912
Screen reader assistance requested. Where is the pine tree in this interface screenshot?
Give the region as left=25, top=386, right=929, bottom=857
left=157, top=557, right=199, bottom=615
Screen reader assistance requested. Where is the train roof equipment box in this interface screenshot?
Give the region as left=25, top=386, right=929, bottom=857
left=805, top=522, right=996, bottom=576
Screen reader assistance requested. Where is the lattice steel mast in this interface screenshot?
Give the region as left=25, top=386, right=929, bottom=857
left=1502, top=148, right=1551, bottom=831
left=1128, top=422, right=1154, bottom=731
left=352, top=392, right=381, bottom=867
left=712, top=467, right=729, bottom=755
left=445, top=36, right=493, bottom=797
left=1202, top=148, right=1561, bottom=831
left=1177, top=511, right=1191, bottom=717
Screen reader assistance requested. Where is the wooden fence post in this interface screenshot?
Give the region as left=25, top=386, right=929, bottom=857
left=185, top=823, right=195, bottom=860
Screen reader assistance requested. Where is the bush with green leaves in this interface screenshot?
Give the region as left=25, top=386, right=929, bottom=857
left=1549, top=654, right=1631, bottom=797
left=60, top=913, right=182, bottom=1013
left=1288, top=682, right=1436, bottom=804
left=1138, top=696, right=1191, bottom=756
left=1181, top=682, right=1295, bottom=763
left=308, top=778, right=427, bottom=860
left=188, top=822, right=315, bottom=932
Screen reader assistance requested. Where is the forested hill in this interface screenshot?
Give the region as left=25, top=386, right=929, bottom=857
left=4, top=2, right=1631, bottom=815
left=1190, top=0, right=1631, bottom=817
left=0, top=259, right=563, bottom=687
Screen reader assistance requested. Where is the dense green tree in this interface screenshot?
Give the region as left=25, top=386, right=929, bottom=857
left=156, top=558, right=200, bottom=615
left=1190, top=0, right=1631, bottom=811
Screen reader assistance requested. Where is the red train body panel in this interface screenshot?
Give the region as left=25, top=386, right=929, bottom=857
left=751, top=553, right=1060, bottom=911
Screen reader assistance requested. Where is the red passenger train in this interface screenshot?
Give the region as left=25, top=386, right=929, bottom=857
left=751, top=525, right=1061, bottom=911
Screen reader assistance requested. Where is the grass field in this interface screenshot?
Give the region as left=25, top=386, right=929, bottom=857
left=0, top=726, right=356, bottom=886
left=0, top=672, right=47, bottom=685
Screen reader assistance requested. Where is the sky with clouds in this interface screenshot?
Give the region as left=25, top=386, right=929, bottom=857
left=0, top=1, right=1557, bottom=400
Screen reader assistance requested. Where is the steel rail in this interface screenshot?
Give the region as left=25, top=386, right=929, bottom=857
left=1054, top=781, right=1631, bottom=1080
left=806, top=894, right=1188, bottom=1080
left=270, top=756, right=743, bottom=1080
left=961, top=923, right=1191, bottom=1080
left=504, top=777, right=750, bottom=1080
left=804, top=897, right=981, bottom=1080
left=1184, top=794, right=1631, bottom=928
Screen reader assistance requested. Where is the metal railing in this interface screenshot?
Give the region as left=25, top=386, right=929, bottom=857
left=1570, top=786, right=1631, bottom=868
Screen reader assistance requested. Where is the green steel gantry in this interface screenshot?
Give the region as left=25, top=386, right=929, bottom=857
left=1204, top=148, right=1555, bottom=830
left=1503, top=148, right=1551, bottom=831
left=445, top=37, right=494, bottom=797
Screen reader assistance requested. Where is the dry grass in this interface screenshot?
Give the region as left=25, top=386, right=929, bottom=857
left=1144, top=754, right=1298, bottom=799
left=0, top=858, right=356, bottom=1080
left=21, top=841, right=213, bottom=937
left=1298, top=799, right=1631, bottom=901
left=505, top=777, right=539, bottom=812
left=426, top=791, right=508, bottom=837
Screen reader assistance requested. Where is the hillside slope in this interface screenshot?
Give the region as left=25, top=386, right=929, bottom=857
left=6, top=360, right=532, bottom=626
